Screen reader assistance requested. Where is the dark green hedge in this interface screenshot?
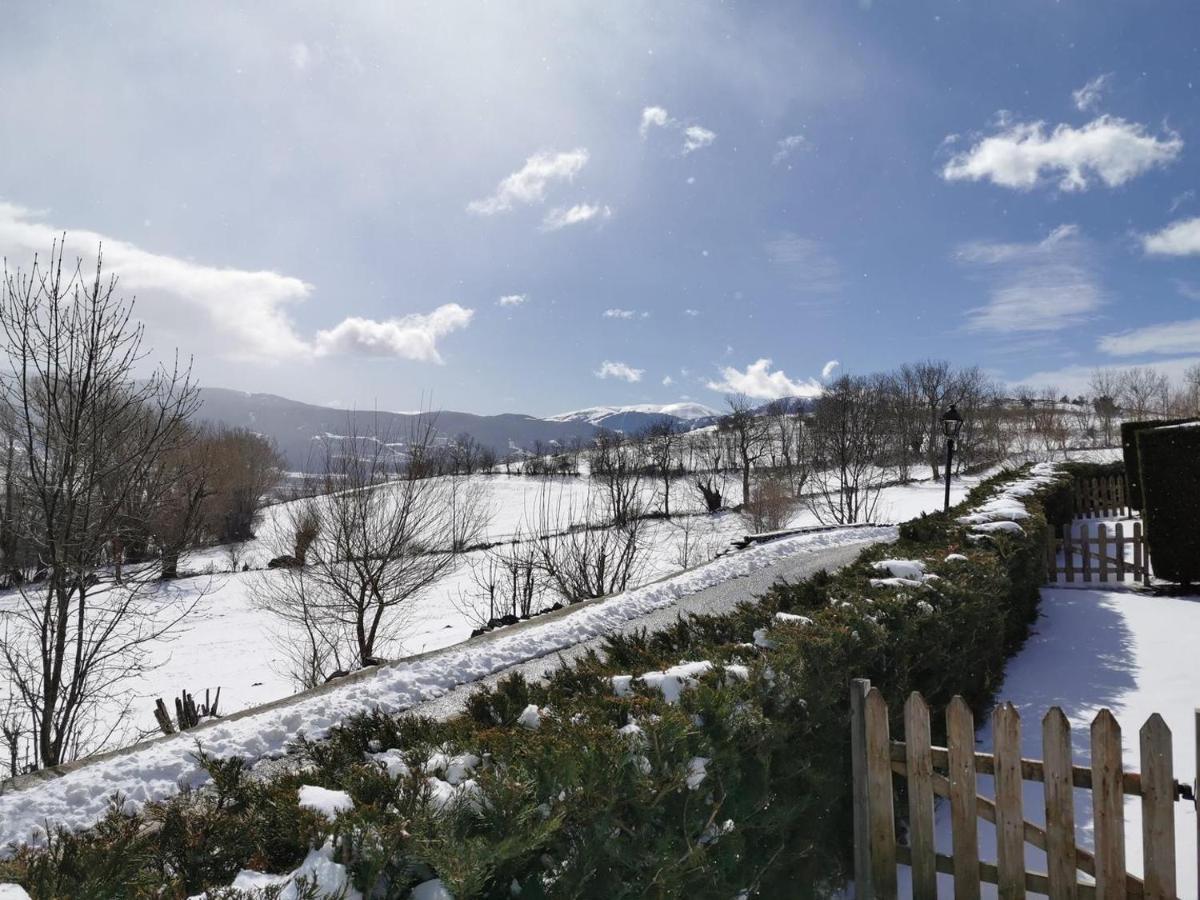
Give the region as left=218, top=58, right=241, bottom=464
left=1137, top=423, right=1200, bottom=585
left=1122, top=419, right=1196, bottom=509
left=0, top=465, right=1068, bottom=899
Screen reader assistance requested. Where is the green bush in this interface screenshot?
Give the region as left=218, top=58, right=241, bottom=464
left=1121, top=419, right=1195, bottom=509
left=1137, top=423, right=1200, bottom=585
left=0, top=466, right=1069, bottom=899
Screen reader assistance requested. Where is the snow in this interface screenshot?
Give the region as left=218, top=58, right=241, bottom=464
left=903, top=585, right=1200, bottom=898
left=0, top=523, right=895, bottom=851
left=638, top=661, right=714, bottom=704
left=297, top=785, right=354, bottom=820
left=872, top=559, right=927, bottom=579
left=193, top=841, right=362, bottom=900
left=686, top=756, right=710, bottom=790
left=0, top=887, right=31, bottom=900
left=410, top=879, right=455, bottom=900
left=774, top=612, right=813, bottom=626
left=517, top=704, right=542, bottom=729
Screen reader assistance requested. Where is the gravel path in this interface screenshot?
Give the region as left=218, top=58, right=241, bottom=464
left=405, top=536, right=879, bottom=721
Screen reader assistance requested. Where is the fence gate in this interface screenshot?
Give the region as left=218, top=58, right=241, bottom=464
left=1045, top=522, right=1151, bottom=587
left=849, top=679, right=1198, bottom=899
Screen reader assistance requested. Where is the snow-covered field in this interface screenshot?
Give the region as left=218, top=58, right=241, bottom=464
left=902, top=586, right=1200, bottom=898
left=0, top=523, right=898, bottom=852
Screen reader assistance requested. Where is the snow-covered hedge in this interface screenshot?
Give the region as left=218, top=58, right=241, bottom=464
left=0, top=464, right=1068, bottom=899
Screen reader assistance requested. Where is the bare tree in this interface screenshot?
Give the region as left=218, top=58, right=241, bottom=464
left=1120, top=366, right=1169, bottom=421
left=720, top=395, right=769, bottom=507
left=1088, top=369, right=1123, bottom=446
left=640, top=419, right=681, bottom=517
left=805, top=375, right=888, bottom=524
left=0, top=243, right=200, bottom=767
left=258, top=416, right=488, bottom=686
left=589, top=430, right=645, bottom=525
left=742, top=474, right=795, bottom=533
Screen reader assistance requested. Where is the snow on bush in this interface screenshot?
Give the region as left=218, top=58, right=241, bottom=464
left=686, top=757, right=710, bottom=790
left=774, top=611, right=813, bottom=626
left=872, top=559, right=926, bottom=579
left=957, top=462, right=1058, bottom=528
left=517, top=704, right=542, bottom=729
left=0, top=886, right=31, bottom=900
left=297, top=785, right=354, bottom=821
left=944, top=553, right=968, bottom=562
left=410, top=879, right=455, bottom=900
left=639, top=662, right=714, bottom=704
left=191, top=840, right=361, bottom=900
left=368, top=748, right=411, bottom=778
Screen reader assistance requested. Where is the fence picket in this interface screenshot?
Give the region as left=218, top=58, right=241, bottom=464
left=1115, top=523, right=1126, bottom=581
left=865, top=688, right=897, bottom=900
left=1098, top=526, right=1109, bottom=583
left=1091, top=710, right=1126, bottom=900
left=1042, top=708, right=1078, bottom=900
left=850, top=679, right=872, bottom=899
left=1139, top=714, right=1176, bottom=899
left=1081, top=522, right=1092, bottom=583
left=1064, top=525, right=1075, bottom=583
left=993, top=703, right=1025, bottom=899
left=904, top=693, right=936, bottom=899
left=947, top=696, right=981, bottom=900
left=1133, top=521, right=1144, bottom=581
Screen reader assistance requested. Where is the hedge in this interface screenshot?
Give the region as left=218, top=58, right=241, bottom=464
left=1137, top=422, right=1200, bottom=585
left=1121, top=418, right=1196, bottom=509
left=0, top=465, right=1069, bottom=899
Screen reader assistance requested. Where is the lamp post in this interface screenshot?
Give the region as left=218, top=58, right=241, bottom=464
left=942, top=404, right=963, bottom=512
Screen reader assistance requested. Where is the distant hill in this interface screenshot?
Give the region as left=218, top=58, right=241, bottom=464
left=547, top=402, right=721, bottom=433
left=195, top=388, right=607, bottom=471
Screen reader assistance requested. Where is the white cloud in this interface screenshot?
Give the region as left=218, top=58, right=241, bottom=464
left=684, top=308, right=700, bottom=316
left=313, top=304, right=474, bottom=362
left=639, top=105, right=717, bottom=155
left=706, top=358, right=822, bottom=400
left=1169, top=189, right=1195, bottom=214
left=289, top=42, right=312, bottom=71
left=1141, top=216, right=1200, bottom=256
left=594, top=360, right=644, bottom=383
left=682, top=125, right=716, bottom=154
left=604, top=308, right=636, bottom=319
left=942, top=115, right=1182, bottom=192
left=661, top=375, right=674, bottom=386
left=766, top=233, right=841, bottom=294
left=956, top=224, right=1102, bottom=333
left=821, top=359, right=840, bottom=379
left=541, top=202, right=611, bottom=231
left=0, top=201, right=314, bottom=362
left=1072, top=73, right=1112, bottom=112
left=773, top=134, right=808, bottom=165
left=639, top=106, right=671, bottom=137
left=1098, top=318, right=1200, bottom=357
left=467, top=148, right=589, bottom=216
left=497, top=293, right=527, bottom=307
left=1015, top=356, right=1200, bottom=396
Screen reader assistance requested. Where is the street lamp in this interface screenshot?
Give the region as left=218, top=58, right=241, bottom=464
left=942, top=404, right=964, bottom=512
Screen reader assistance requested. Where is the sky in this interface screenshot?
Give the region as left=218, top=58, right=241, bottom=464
left=1, top=0, right=1199, bottom=414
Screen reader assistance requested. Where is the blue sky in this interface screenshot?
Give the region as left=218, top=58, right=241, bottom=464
left=1, top=1, right=1198, bottom=414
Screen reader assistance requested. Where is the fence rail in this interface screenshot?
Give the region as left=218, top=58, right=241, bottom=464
left=850, top=679, right=1197, bottom=899
left=1046, top=521, right=1151, bottom=586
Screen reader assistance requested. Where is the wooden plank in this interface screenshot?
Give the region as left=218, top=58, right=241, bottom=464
left=993, top=703, right=1026, bottom=899
left=1081, top=522, right=1092, bottom=583
left=904, top=693, right=937, bottom=899
left=865, top=688, right=897, bottom=900
left=1064, top=525, right=1075, bottom=583
left=1091, top=709, right=1126, bottom=900
left=1139, top=714, right=1176, bottom=900
left=896, top=846, right=1099, bottom=899
left=947, top=696, right=981, bottom=900
left=1098, top=526, right=1109, bottom=583
left=1043, top=707, right=1078, bottom=900
left=1133, top=521, right=1144, bottom=580
left=850, top=679, right=873, bottom=899
left=1115, top=523, right=1126, bottom=582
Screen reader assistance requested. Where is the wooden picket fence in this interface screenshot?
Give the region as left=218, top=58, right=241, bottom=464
left=1073, top=474, right=1131, bottom=520
left=1045, top=521, right=1151, bottom=586
left=850, top=679, right=1198, bottom=899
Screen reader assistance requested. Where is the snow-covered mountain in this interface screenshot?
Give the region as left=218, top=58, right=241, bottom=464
left=546, top=402, right=721, bottom=431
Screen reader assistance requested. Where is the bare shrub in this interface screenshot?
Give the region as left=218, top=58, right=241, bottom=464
left=742, top=476, right=796, bottom=534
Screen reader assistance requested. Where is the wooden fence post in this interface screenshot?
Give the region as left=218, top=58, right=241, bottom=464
left=1043, top=708, right=1078, bottom=900
left=1133, top=521, right=1144, bottom=582
left=1115, top=523, right=1126, bottom=582
left=1064, top=525, right=1075, bottom=584
left=1081, top=523, right=1092, bottom=583
left=947, top=696, right=981, bottom=900
left=850, top=679, right=873, bottom=899
left=1098, top=526, right=1109, bottom=583
left=865, top=688, right=897, bottom=900
left=993, top=703, right=1026, bottom=899
left=1139, top=714, right=1176, bottom=899
left=1091, top=710, right=1126, bottom=900
left=904, top=693, right=936, bottom=898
